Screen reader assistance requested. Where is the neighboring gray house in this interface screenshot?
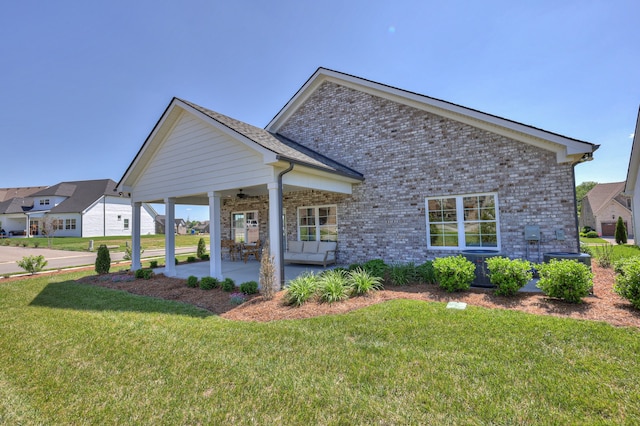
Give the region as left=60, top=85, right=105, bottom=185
left=155, top=215, right=187, bottom=235
left=0, top=179, right=157, bottom=237
left=117, top=68, right=598, bottom=284
left=580, top=182, right=633, bottom=238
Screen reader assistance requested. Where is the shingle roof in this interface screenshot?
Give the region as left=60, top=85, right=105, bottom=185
left=178, top=98, right=364, bottom=180
left=30, top=179, right=119, bottom=213
left=584, top=182, right=627, bottom=214
left=0, top=186, right=47, bottom=202
left=0, top=197, right=34, bottom=214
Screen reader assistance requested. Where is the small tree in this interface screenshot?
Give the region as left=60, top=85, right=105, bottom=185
left=17, top=255, right=47, bottom=274
left=259, top=239, right=277, bottom=300
left=197, top=237, right=207, bottom=259
left=615, top=216, right=628, bottom=245
left=40, top=215, right=61, bottom=248
left=95, top=245, right=111, bottom=275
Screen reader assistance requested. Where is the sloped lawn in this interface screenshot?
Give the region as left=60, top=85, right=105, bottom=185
left=1, top=271, right=639, bottom=424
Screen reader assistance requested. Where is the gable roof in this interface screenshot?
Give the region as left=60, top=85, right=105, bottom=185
left=30, top=179, right=120, bottom=214
left=584, top=181, right=628, bottom=214
left=117, top=98, right=364, bottom=191
left=266, top=67, right=599, bottom=164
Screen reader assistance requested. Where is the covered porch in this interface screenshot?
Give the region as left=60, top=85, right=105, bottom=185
left=117, top=98, right=363, bottom=289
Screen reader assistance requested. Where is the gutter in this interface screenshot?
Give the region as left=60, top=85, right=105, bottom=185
left=277, top=162, right=295, bottom=286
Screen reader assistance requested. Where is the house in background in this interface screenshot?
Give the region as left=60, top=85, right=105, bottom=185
left=116, top=67, right=598, bottom=284
left=155, top=215, right=187, bottom=235
left=0, top=179, right=157, bottom=237
left=625, top=107, right=640, bottom=243
left=579, top=182, right=633, bottom=238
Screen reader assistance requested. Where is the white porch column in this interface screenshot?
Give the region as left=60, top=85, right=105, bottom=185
left=208, top=191, right=223, bottom=280
left=164, top=197, right=176, bottom=277
left=267, top=182, right=282, bottom=288
left=131, top=202, right=142, bottom=270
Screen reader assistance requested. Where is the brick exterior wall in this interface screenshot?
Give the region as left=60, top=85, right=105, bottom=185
left=224, top=81, right=580, bottom=265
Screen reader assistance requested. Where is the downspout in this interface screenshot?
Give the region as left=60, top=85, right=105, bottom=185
left=277, top=162, right=294, bottom=286
left=572, top=151, right=596, bottom=252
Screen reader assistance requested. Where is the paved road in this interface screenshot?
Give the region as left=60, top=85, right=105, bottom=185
left=0, top=246, right=198, bottom=275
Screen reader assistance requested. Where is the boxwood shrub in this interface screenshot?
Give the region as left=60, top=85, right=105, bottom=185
left=186, top=275, right=199, bottom=288
left=433, top=255, right=475, bottom=292
left=486, top=256, right=532, bottom=296
left=240, top=280, right=259, bottom=295
left=537, top=259, right=593, bottom=303
left=614, top=257, right=640, bottom=309
left=200, top=276, right=218, bottom=290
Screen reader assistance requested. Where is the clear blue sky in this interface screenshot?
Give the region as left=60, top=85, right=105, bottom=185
left=2, top=1, right=638, bottom=221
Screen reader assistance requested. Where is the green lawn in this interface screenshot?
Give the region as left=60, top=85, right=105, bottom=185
left=2, top=234, right=208, bottom=251
left=1, top=272, right=639, bottom=424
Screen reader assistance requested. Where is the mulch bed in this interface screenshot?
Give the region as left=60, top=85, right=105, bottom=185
left=67, top=264, right=640, bottom=328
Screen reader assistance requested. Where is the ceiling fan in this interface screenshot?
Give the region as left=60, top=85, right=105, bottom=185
left=236, top=189, right=248, bottom=199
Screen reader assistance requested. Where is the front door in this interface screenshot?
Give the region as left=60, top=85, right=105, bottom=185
left=29, top=219, right=39, bottom=236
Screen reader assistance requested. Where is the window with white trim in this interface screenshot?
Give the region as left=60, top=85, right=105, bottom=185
left=39, top=199, right=50, bottom=206
left=123, top=218, right=129, bottom=230
left=426, top=193, right=499, bottom=249
left=297, top=205, right=337, bottom=241
left=65, top=219, right=77, bottom=230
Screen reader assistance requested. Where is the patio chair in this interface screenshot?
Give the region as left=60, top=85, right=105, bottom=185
left=243, top=239, right=262, bottom=263
left=221, top=239, right=239, bottom=261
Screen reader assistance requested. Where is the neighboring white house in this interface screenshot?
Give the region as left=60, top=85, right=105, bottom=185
left=0, top=179, right=157, bottom=237
left=625, top=106, right=640, bottom=243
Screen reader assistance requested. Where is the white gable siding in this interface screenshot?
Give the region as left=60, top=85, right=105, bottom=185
left=82, top=196, right=156, bottom=237
left=133, top=113, right=273, bottom=202
left=31, top=196, right=67, bottom=211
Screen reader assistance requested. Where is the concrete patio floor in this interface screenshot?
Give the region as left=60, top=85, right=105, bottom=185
left=153, top=259, right=331, bottom=285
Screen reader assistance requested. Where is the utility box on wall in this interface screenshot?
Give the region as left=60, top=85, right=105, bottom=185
left=524, top=225, right=540, bottom=241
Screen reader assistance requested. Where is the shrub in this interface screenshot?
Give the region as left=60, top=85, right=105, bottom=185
left=230, top=292, right=246, bottom=305
left=123, top=245, right=144, bottom=261
left=593, top=244, right=614, bottom=268
left=200, top=276, right=218, bottom=290
left=485, top=257, right=532, bottom=296
left=361, top=259, right=389, bottom=279
left=388, top=262, right=417, bottom=286
left=221, top=277, right=236, bottom=292
left=16, top=255, right=47, bottom=274
left=135, top=268, right=154, bottom=280
left=416, top=260, right=437, bottom=284
left=347, top=263, right=362, bottom=271
left=259, top=240, right=277, bottom=300
left=614, top=257, right=640, bottom=309
left=240, top=280, right=259, bottom=295
left=347, top=268, right=383, bottom=295
left=33, top=240, right=40, bottom=248
left=284, top=273, right=319, bottom=306
left=537, top=259, right=593, bottom=303
left=149, top=260, right=158, bottom=268
left=175, top=257, right=179, bottom=265
left=201, top=254, right=210, bottom=261
left=186, top=275, right=199, bottom=288
left=197, top=237, right=207, bottom=259
left=187, top=256, right=197, bottom=263
left=95, top=245, right=111, bottom=275
left=318, top=269, right=350, bottom=304
left=21, top=241, right=28, bottom=247
left=615, top=216, right=628, bottom=245
left=584, top=231, right=599, bottom=238
left=433, top=255, right=475, bottom=292
left=580, top=243, right=593, bottom=256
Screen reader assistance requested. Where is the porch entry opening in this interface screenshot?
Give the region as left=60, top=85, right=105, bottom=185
left=232, top=211, right=259, bottom=243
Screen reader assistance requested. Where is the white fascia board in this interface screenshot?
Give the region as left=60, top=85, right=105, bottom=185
left=267, top=68, right=595, bottom=162
left=118, top=102, right=184, bottom=191
left=284, top=170, right=353, bottom=194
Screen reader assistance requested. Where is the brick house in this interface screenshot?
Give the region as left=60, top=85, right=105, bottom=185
left=117, top=68, right=598, bottom=285
left=579, top=182, right=633, bottom=238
